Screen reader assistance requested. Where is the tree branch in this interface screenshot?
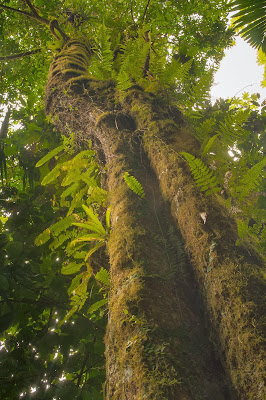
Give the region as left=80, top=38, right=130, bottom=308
left=50, top=19, right=69, bottom=42
left=130, top=0, right=135, bottom=25
left=0, top=108, right=11, bottom=139
left=142, top=0, right=151, bottom=23
left=76, top=351, right=90, bottom=387
left=23, top=0, right=38, bottom=16
left=0, top=3, right=69, bottom=42
left=0, top=49, right=41, bottom=61
left=0, top=3, right=49, bottom=25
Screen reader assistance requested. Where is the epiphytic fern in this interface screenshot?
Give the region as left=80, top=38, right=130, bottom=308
left=95, top=267, right=110, bottom=288
left=124, top=172, right=145, bottom=198
left=184, top=70, right=214, bottom=112
left=88, top=298, right=108, bottom=314
left=235, top=158, right=266, bottom=201
left=149, top=56, right=193, bottom=90
left=216, top=109, right=250, bottom=145
left=115, top=27, right=150, bottom=89
left=59, top=270, right=92, bottom=326
left=88, top=24, right=114, bottom=79
left=35, top=144, right=65, bottom=168
left=180, top=152, right=220, bottom=195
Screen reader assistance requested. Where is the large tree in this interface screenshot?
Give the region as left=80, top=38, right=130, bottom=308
left=0, top=1, right=265, bottom=399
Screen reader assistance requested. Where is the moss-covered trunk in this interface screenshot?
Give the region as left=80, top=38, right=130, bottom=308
left=45, top=39, right=265, bottom=400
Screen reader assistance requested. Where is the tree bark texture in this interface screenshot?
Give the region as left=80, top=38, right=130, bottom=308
left=45, top=39, right=265, bottom=400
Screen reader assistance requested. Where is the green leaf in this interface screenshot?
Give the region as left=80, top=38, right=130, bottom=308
left=71, top=234, right=105, bottom=244
left=72, top=222, right=106, bottom=236
left=85, top=242, right=105, bottom=261
left=105, top=206, right=111, bottom=233
left=82, top=205, right=106, bottom=234
left=67, top=273, right=83, bottom=295
left=36, top=144, right=64, bottom=167
left=201, top=134, right=219, bottom=157
left=88, top=298, right=108, bottom=314
left=236, top=158, right=266, bottom=201
left=41, top=164, right=61, bottom=185
left=124, top=172, right=145, bottom=198
left=61, top=262, right=83, bottom=275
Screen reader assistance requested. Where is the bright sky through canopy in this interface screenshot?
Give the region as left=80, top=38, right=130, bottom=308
left=211, top=36, right=266, bottom=103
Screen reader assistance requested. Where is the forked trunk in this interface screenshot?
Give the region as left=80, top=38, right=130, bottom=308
left=45, top=39, right=265, bottom=400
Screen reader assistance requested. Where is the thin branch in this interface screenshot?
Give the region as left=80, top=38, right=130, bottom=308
left=76, top=351, right=90, bottom=387
left=0, top=49, right=41, bottom=61
left=0, top=108, right=11, bottom=139
left=0, top=3, right=49, bottom=25
left=142, top=0, right=151, bottom=24
left=23, top=0, right=38, bottom=16
left=230, top=82, right=262, bottom=101
left=130, top=0, right=135, bottom=25
left=143, top=30, right=151, bottom=77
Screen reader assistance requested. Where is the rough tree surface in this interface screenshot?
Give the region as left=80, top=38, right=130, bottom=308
left=44, top=39, right=265, bottom=400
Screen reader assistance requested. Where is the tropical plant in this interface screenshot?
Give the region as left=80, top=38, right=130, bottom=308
left=231, top=0, right=266, bottom=52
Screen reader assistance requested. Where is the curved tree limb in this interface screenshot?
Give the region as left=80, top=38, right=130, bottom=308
left=50, top=19, right=69, bottom=43
left=0, top=2, right=69, bottom=42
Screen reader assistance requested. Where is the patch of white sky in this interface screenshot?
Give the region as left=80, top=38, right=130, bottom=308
left=211, top=36, right=266, bottom=104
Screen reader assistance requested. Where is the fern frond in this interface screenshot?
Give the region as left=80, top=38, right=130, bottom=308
left=217, top=109, right=250, bottom=145
left=49, top=229, right=78, bottom=250
left=180, top=152, right=220, bottom=195
left=59, top=273, right=91, bottom=326
left=88, top=24, right=114, bottom=79
left=68, top=149, right=95, bottom=162
left=36, top=144, right=64, bottom=167
left=117, top=70, right=133, bottom=90
left=35, top=228, right=51, bottom=246
left=41, top=164, right=61, bottom=185
left=49, top=216, right=74, bottom=236
left=236, top=158, right=266, bottom=201
left=67, top=187, right=88, bottom=215
left=185, top=71, right=213, bottom=111
left=115, top=29, right=150, bottom=88
left=201, top=134, right=220, bottom=157
left=88, top=298, right=108, bottom=314
left=150, top=57, right=193, bottom=88
left=124, top=172, right=145, bottom=198
left=95, top=267, right=110, bottom=287
left=60, top=182, right=80, bottom=207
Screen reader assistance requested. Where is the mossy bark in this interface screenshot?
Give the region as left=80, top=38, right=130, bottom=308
left=122, top=89, right=265, bottom=400
left=45, top=40, right=265, bottom=400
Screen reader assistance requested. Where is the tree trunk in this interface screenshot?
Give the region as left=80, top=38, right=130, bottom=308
left=45, top=39, right=265, bottom=400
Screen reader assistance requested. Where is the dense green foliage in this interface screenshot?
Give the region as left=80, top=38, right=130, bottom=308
left=0, top=0, right=265, bottom=398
